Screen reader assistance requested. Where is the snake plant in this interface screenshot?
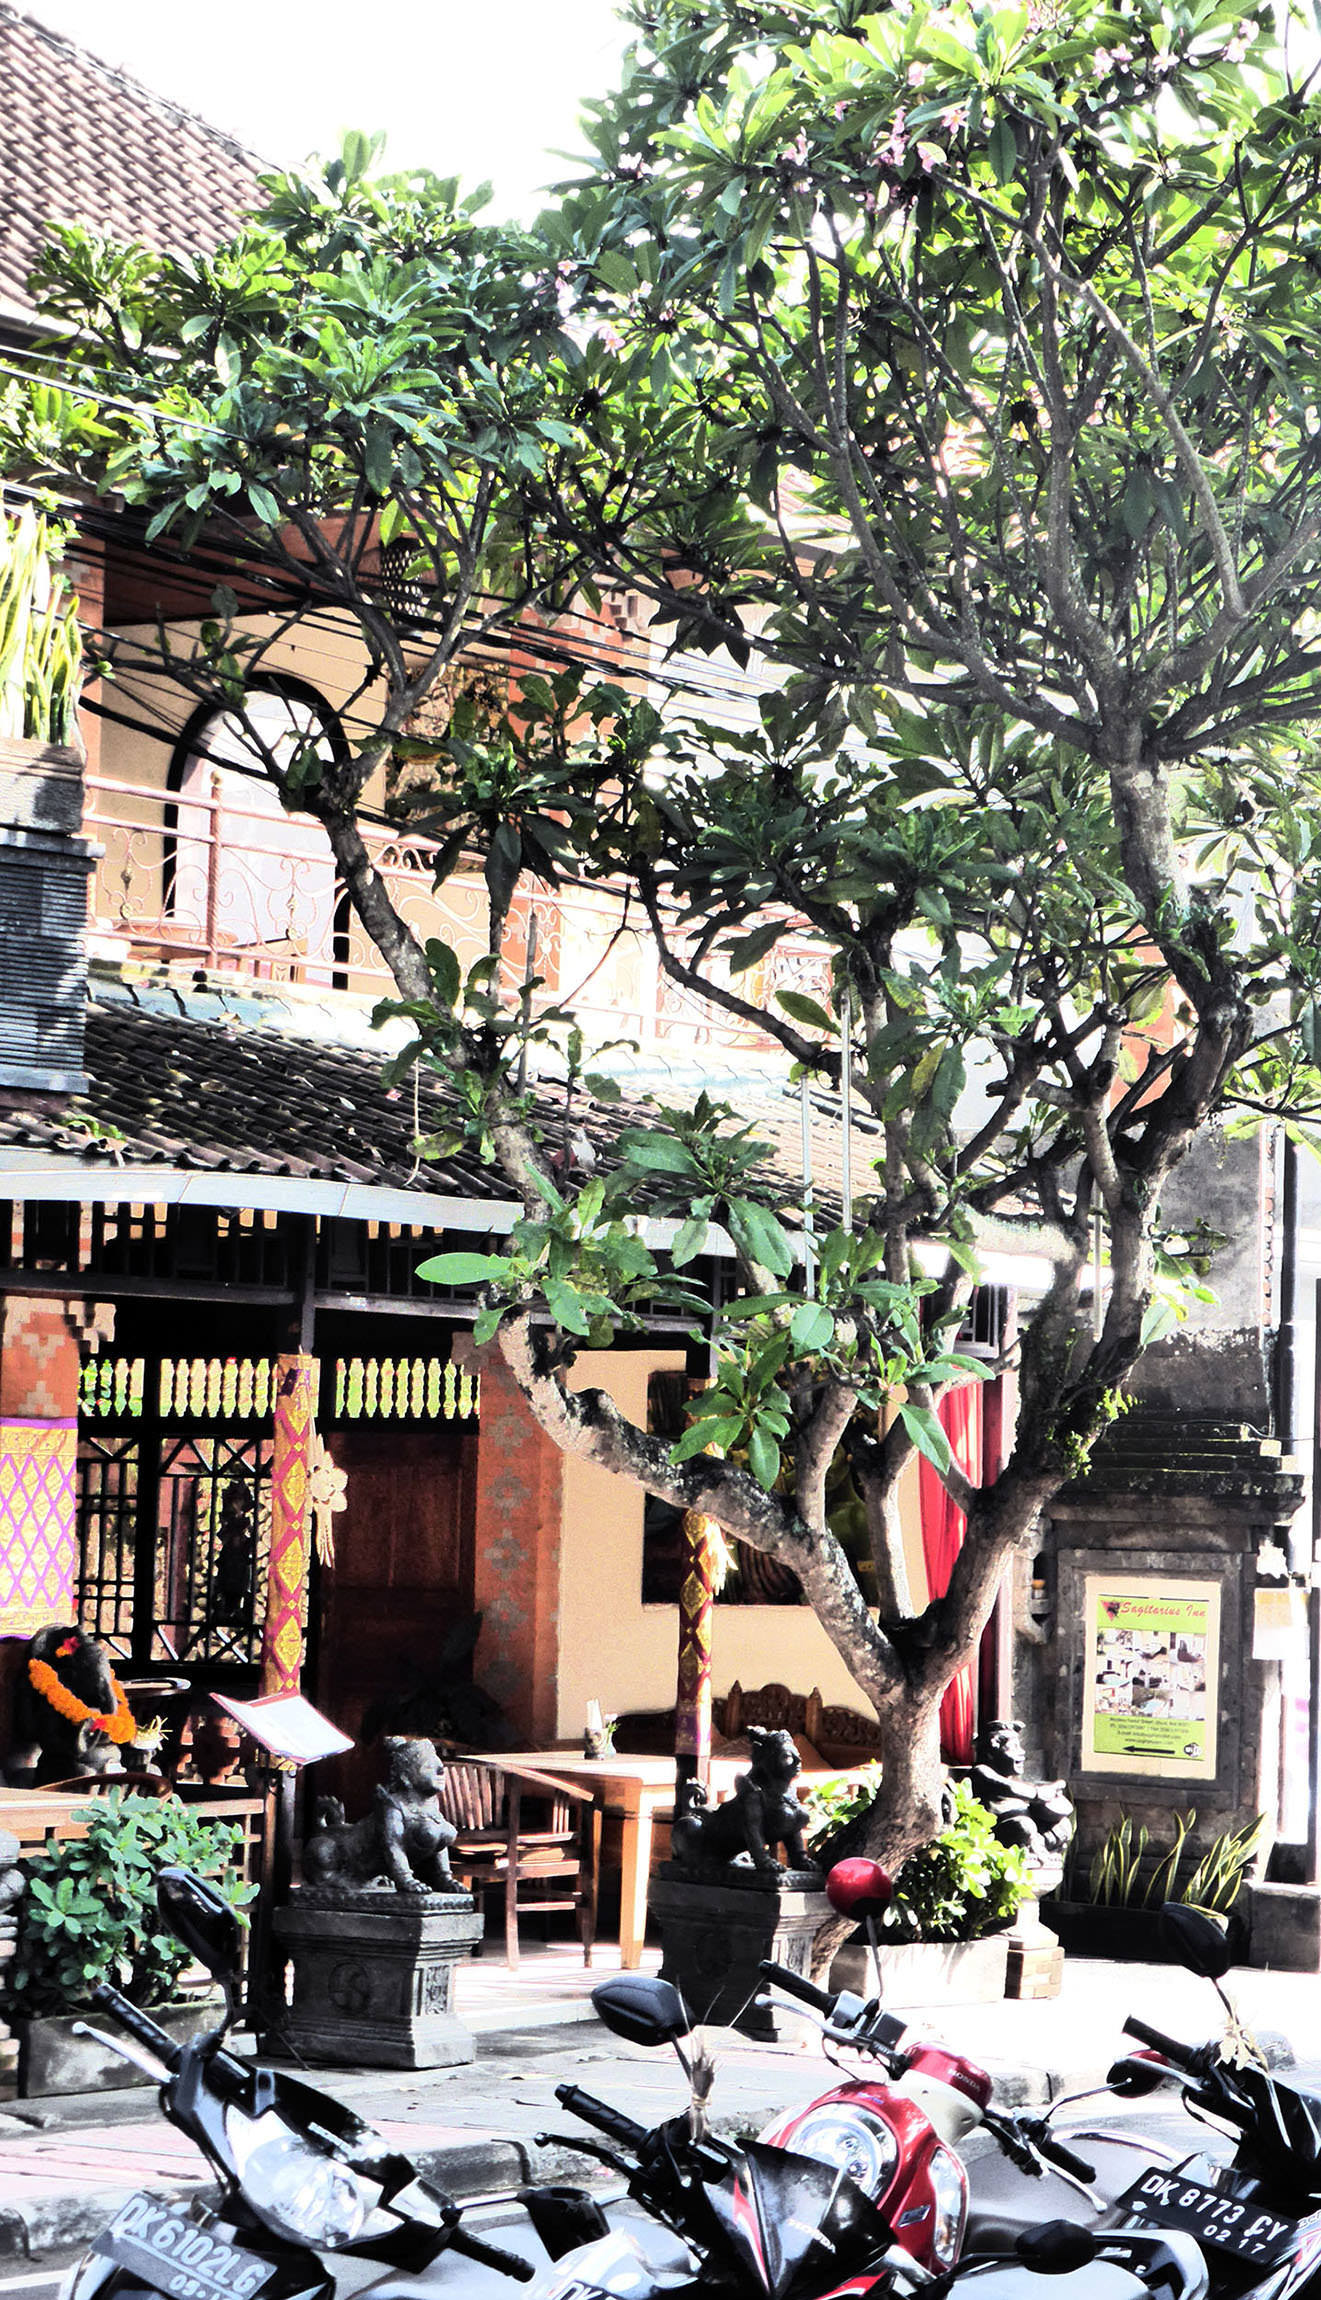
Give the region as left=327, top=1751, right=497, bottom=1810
left=1082, top=1807, right=1265, bottom=1915
left=0, top=500, right=82, bottom=745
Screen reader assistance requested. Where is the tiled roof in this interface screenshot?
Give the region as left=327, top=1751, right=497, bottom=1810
left=0, top=974, right=861, bottom=1216
left=0, top=3, right=262, bottom=322
left=0, top=979, right=518, bottom=1196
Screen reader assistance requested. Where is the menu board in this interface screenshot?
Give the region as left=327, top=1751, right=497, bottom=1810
left=1079, top=1574, right=1220, bottom=1780
left=211, top=1691, right=353, bottom=1766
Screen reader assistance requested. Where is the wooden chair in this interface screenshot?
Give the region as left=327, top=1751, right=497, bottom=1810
left=437, top=1756, right=600, bottom=1970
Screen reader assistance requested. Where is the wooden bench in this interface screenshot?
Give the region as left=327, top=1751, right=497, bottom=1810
left=614, top=1683, right=883, bottom=1773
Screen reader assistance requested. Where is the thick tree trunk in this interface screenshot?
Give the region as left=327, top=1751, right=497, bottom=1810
left=810, top=1684, right=947, bottom=1977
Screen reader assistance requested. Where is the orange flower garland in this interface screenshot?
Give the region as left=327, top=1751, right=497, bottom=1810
left=28, top=1657, right=137, bottom=1745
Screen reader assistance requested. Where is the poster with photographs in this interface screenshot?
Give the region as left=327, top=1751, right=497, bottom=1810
left=1079, top=1574, right=1220, bottom=1780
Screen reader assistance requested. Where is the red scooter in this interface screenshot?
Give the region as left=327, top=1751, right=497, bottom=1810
left=754, top=1859, right=1097, bottom=2275
left=530, top=1867, right=1201, bottom=2300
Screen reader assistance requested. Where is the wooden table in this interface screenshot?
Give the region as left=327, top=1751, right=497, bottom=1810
left=498, top=1751, right=747, bottom=1969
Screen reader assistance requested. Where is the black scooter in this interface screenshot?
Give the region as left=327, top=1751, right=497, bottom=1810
left=64, top=1866, right=535, bottom=2300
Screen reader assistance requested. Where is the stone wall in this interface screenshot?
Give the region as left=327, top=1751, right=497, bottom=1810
left=1033, top=1423, right=1303, bottom=1886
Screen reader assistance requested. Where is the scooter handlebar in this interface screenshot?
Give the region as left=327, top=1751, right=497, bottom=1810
left=1035, top=2133, right=1097, bottom=2184
left=555, top=2083, right=651, bottom=2155
left=445, top=2228, right=536, bottom=2282
left=758, top=1960, right=835, bottom=2014
left=1122, top=2017, right=1200, bottom=2074
left=90, top=1981, right=183, bottom=2070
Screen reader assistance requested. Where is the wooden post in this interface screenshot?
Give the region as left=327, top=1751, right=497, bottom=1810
left=674, top=1506, right=716, bottom=1814
left=260, top=1354, right=318, bottom=1697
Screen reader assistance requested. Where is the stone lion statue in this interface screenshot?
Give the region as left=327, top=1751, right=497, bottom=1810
left=302, top=1736, right=459, bottom=1895
left=671, top=1725, right=814, bottom=1876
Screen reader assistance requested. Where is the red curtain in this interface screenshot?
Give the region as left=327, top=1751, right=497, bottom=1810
left=917, top=1385, right=983, bottom=1763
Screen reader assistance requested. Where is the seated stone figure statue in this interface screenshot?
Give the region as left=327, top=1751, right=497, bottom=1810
left=6, top=1625, right=135, bottom=1785
left=670, top=1725, right=815, bottom=1876
left=971, top=1719, right=1074, bottom=1868
left=302, top=1735, right=459, bottom=1895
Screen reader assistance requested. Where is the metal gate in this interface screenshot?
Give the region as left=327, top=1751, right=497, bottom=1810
left=76, top=1352, right=478, bottom=1679
left=78, top=1356, right=276, bottom=1675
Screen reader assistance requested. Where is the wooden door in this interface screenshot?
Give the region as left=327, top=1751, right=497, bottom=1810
left=315, top=1422, right=475, bottom=1812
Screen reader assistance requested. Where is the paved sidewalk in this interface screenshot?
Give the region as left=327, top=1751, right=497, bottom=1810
left=2, top=1947, right=1319, bottom=2263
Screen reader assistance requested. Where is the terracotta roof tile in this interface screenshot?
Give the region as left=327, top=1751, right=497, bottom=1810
left=0, top=978, right=862, bottom=1221
left=0, top=3, right=262, bottom=322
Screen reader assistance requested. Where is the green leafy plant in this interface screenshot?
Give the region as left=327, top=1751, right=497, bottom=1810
left=803, top=1763, right=885, bottom=1857
left=4, top=1794, right=256, bottom=2017
left=883, top=1784, right=1031, bottom=1944
left=807, top=1775, right=1030, bottom=1943
left=1078, top=1810, right=1265, bottom=1915
left=0, top=500, right=81, bottom=744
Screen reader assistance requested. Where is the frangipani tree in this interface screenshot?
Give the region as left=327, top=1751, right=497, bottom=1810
left=15, top=0, right=1321, bottom=1862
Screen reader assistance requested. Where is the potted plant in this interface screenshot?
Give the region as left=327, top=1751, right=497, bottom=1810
left=0, top=497, right=84, bottom=833
left=3, top=1792, right=256, bottom=2095
left=1042, top=1807, right=1264, bottom=1961
left=808, top=1778, right=1031, bottom=2006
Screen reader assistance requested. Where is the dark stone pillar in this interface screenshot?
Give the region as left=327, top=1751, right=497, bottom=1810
left=1034, top=1421, right=1305, bottom=1958
left=274, top=1887, right=483, bottom=2067
left=649, top=1865, right=829, bottom=2040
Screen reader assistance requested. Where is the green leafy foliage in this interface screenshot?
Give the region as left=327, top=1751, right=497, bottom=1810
left=1078, top=1808, right=1265, bottom=1915
left=805, top=1775, right=1030, bottom=1939
left=4, top=1795, right=256, bottom=2017
left=0, top=502, right=82, bottom=743
left=882, top=1783, right=1032, bottom=1942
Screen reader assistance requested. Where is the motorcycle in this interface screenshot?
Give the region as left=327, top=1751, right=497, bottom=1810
left=882, top=1893, right=1321, bottom=2300
left=524, top=1963, right=1210, bottom=2300
left=1083, top=1902, right=1321, bottom=2295
left=751, top=1859, right=1206, bottom=2262
left=62, top=1864, right=537, bottom=2300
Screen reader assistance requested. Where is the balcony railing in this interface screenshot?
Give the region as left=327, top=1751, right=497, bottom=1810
left=83, top=771, right=831, bottom=1061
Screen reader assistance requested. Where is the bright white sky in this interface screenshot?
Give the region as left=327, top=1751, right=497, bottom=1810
left=26, top=0, right=632, bottom=217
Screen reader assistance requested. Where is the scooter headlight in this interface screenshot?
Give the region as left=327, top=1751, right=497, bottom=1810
left=927, top=2143, right=967, bottom=2269
left=775, top=2106, right=899, bottom=2197
left=224, top=2108, right=369, bottom=2247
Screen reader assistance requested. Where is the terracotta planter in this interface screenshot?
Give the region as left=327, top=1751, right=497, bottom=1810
left=0, top=735, right=84, bottom=835
left=14, top=1994, right=223, bottom=2096
left=828, top=1931, right=1011, bottom=2006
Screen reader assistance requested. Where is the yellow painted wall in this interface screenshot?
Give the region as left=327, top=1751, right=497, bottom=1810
left=556, top=1349, right=882, bottom=1741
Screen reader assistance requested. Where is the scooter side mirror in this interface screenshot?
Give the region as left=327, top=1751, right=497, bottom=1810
left=826, top=1858, right=894, bottom=1921
left=591, top=1974, right=693, bottom=2047
left=1107, top=2054, right=1174, bottom=2098
left=157, top=1865, right=243, bottom=1983
left=1017, top=2224, right=1100, bottom=2275
left=1159, top=1902, right=1233, bottom=1979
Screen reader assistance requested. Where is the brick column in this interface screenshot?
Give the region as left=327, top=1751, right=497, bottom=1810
left=260, top=1354, right=319, bottom=1696
left=462, top=1342, right=562, bottom=1745
left=0, top=1296, right=81, bottom=1638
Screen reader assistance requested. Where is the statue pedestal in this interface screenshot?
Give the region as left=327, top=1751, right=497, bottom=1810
left=650, top=1863, right=829, bottom=2040
left=1003, top=1894, right=1064, bottom=2000
left=274, top=1887, right=483, bottom=2067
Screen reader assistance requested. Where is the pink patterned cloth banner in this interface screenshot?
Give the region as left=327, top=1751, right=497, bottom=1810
left=0, top=1419, right=77, bottom=1637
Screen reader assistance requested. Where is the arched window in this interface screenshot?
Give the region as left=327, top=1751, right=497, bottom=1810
left=166, top=681, right=346, bottom=982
